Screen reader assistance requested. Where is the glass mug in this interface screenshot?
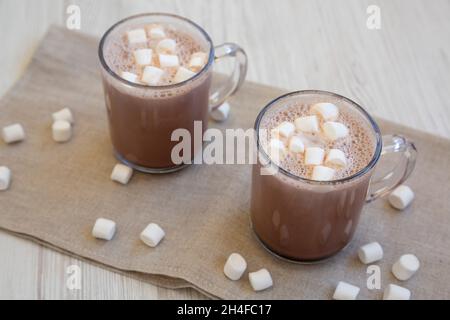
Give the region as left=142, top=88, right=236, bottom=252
left=99, top=13, right=247, bottom=173
left=251, top=90, right=417, bottom=263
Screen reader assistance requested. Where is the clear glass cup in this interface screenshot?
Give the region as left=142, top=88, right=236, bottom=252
left=99, top=13, right=247, bottom=173
left=251, top=90, right=417, bottom=263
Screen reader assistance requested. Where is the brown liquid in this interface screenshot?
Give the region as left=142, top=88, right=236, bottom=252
left=101, top=24, right=211, bottom=169
left=251, top=94, right=377, bottom=261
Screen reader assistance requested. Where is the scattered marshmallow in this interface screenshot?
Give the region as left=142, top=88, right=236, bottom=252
left=383, top=284, right=411, bottom=300
left=277, top=122, right=296, bottom=138
left=311, top=165, right=335, bottom=181
left=110, top=164, right=133, bottom=185
left=189, top=52, right=208, bottom=71
left=133, top=48, right=153, bottom=66
left=2, top=123, right=25, bottom=144
left=127, top=28, right=147, bottom=44
left=358, top=242, right=383, bottom=264
left=147, top=25, right=165, bottom=39
left=174, top=66, right=196, bottom=83
left=325, top=149, right=347, bottom=167
left=140, top=223, right=165, bottom=247
left=52, top=108, right=74, bottom=124
left=269, top=139, right=287, bottom=163
left=388, top=185, right=414, bottom=210
left=304, top=147, right=325, bottom=165
left=120, top=71, right=139, bottom=83
left=288, top=136, right=305, bottom=153
left=210, top=102, right=230, bottom=122
left=322, top=121, right=349, bottom=141
left=52, top=120, right=72, bottom=143
left=92, top=218, right=116, bottom=241
left=392, top=254, right=420, bottom=281
left=4, top=124, right=23, bottom=143
left=333, top=281, right=360, bottom=300
left=224, top=253, right=247, bottom=281
left=294, top=116, right=319, bottom=133
left=0, top=166, right=11, bottom=191
left=156, top=38, right=176, bottom=53
left=249, top=269, right=273, bottom=292
left=311, top=102, right=339, bottom=121
left=141, top=66, right=164, bottom=85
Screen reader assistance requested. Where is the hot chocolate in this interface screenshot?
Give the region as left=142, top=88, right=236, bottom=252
left=251, top=91, right=378, bottom=262
left=100, top=16, right=212, bottom=171
left=99, top=14, right=247, bottom=172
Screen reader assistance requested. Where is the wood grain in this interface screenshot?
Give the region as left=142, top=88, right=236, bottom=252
left=0, top=0, right=449, bottom=299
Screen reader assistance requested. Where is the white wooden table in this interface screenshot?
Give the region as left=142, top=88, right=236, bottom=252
left=0, top=0, right=449, bottom=299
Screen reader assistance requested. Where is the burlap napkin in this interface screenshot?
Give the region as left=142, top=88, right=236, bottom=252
left=1, top=26, right=449, bottom=299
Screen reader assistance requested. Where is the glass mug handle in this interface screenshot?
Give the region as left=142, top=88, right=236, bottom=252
left=366, top=134, right=417, bottom=202
left=209, top=43, right=248, bottom=110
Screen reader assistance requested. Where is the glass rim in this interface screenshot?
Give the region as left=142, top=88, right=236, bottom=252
left=254, top=90, right=383, bottom=185
left=98, top=12, right=215, bottom=89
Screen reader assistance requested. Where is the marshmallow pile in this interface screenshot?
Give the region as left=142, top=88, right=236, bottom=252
left=333, top=241, right=420, bottom=300
left=52, top=108, right=74, bottom=142
left=268, top=102, right=349, bottom=181
left=223, top=253, right=273, bottom=292
left=123, top=25, right=208, bottom=86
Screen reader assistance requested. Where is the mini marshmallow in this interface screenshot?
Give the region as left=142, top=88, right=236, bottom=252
left=333, top=281, right=360, bottom=300
left=141, top=66, right=164, bottom=85
left=140, top=223, right=165, bottom=247
left=0, top=166, right=11, bottom=191
left=159, top=54, right=179, bottom=68
left=322, top=121, right=349, bottom=141
left=249, top=269, right=273, bottom=292
left=392, top=254, right=420, bottom=281
left=269, top=139, right=287, bottom=163
left=127, top=28, right=147, bottom=44
left=358, top=242, right=383, bottom=264
left=210, top=102, right=230, bottom=122
left=311, top=165, right=335, bottom=181
left=189, top=52, right=208, bottom=71
left=110, top=163, right=133, bottom=185
left=311, top=102, right=339, bottom=121
left=174, top=66, right=196, bottom=83
left=325, top=149, right=347, bottom=167
left=52, top=120, right=72, bottom=143
left=133, top=48, right=153, bottom=66
left=388, top=185, right=414, bottom=210
left=92, top=218, right=116, bottom=241
left=147, top=25, right=165, bottom=39
left=304, top=147, right=325, bottom=165
left=52, top=108, right=74, bottom=124
left=224, top=253, right=247, bottom=281
left=383, top=284, right=411, bottom=300
left=277, top=122, right=296, bottom=138
left=288, top=136, right=305, bottom=153
left=120, top=71, right=139, bottom=83
left=294, top=116, right=319, bottom=133
left=2, top=123, right=25, bottom=144
left=156, top=38, right=176, bottom=53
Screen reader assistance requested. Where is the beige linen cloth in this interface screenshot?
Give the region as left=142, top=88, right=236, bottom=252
left=1, top=27, right=449, bottom=299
